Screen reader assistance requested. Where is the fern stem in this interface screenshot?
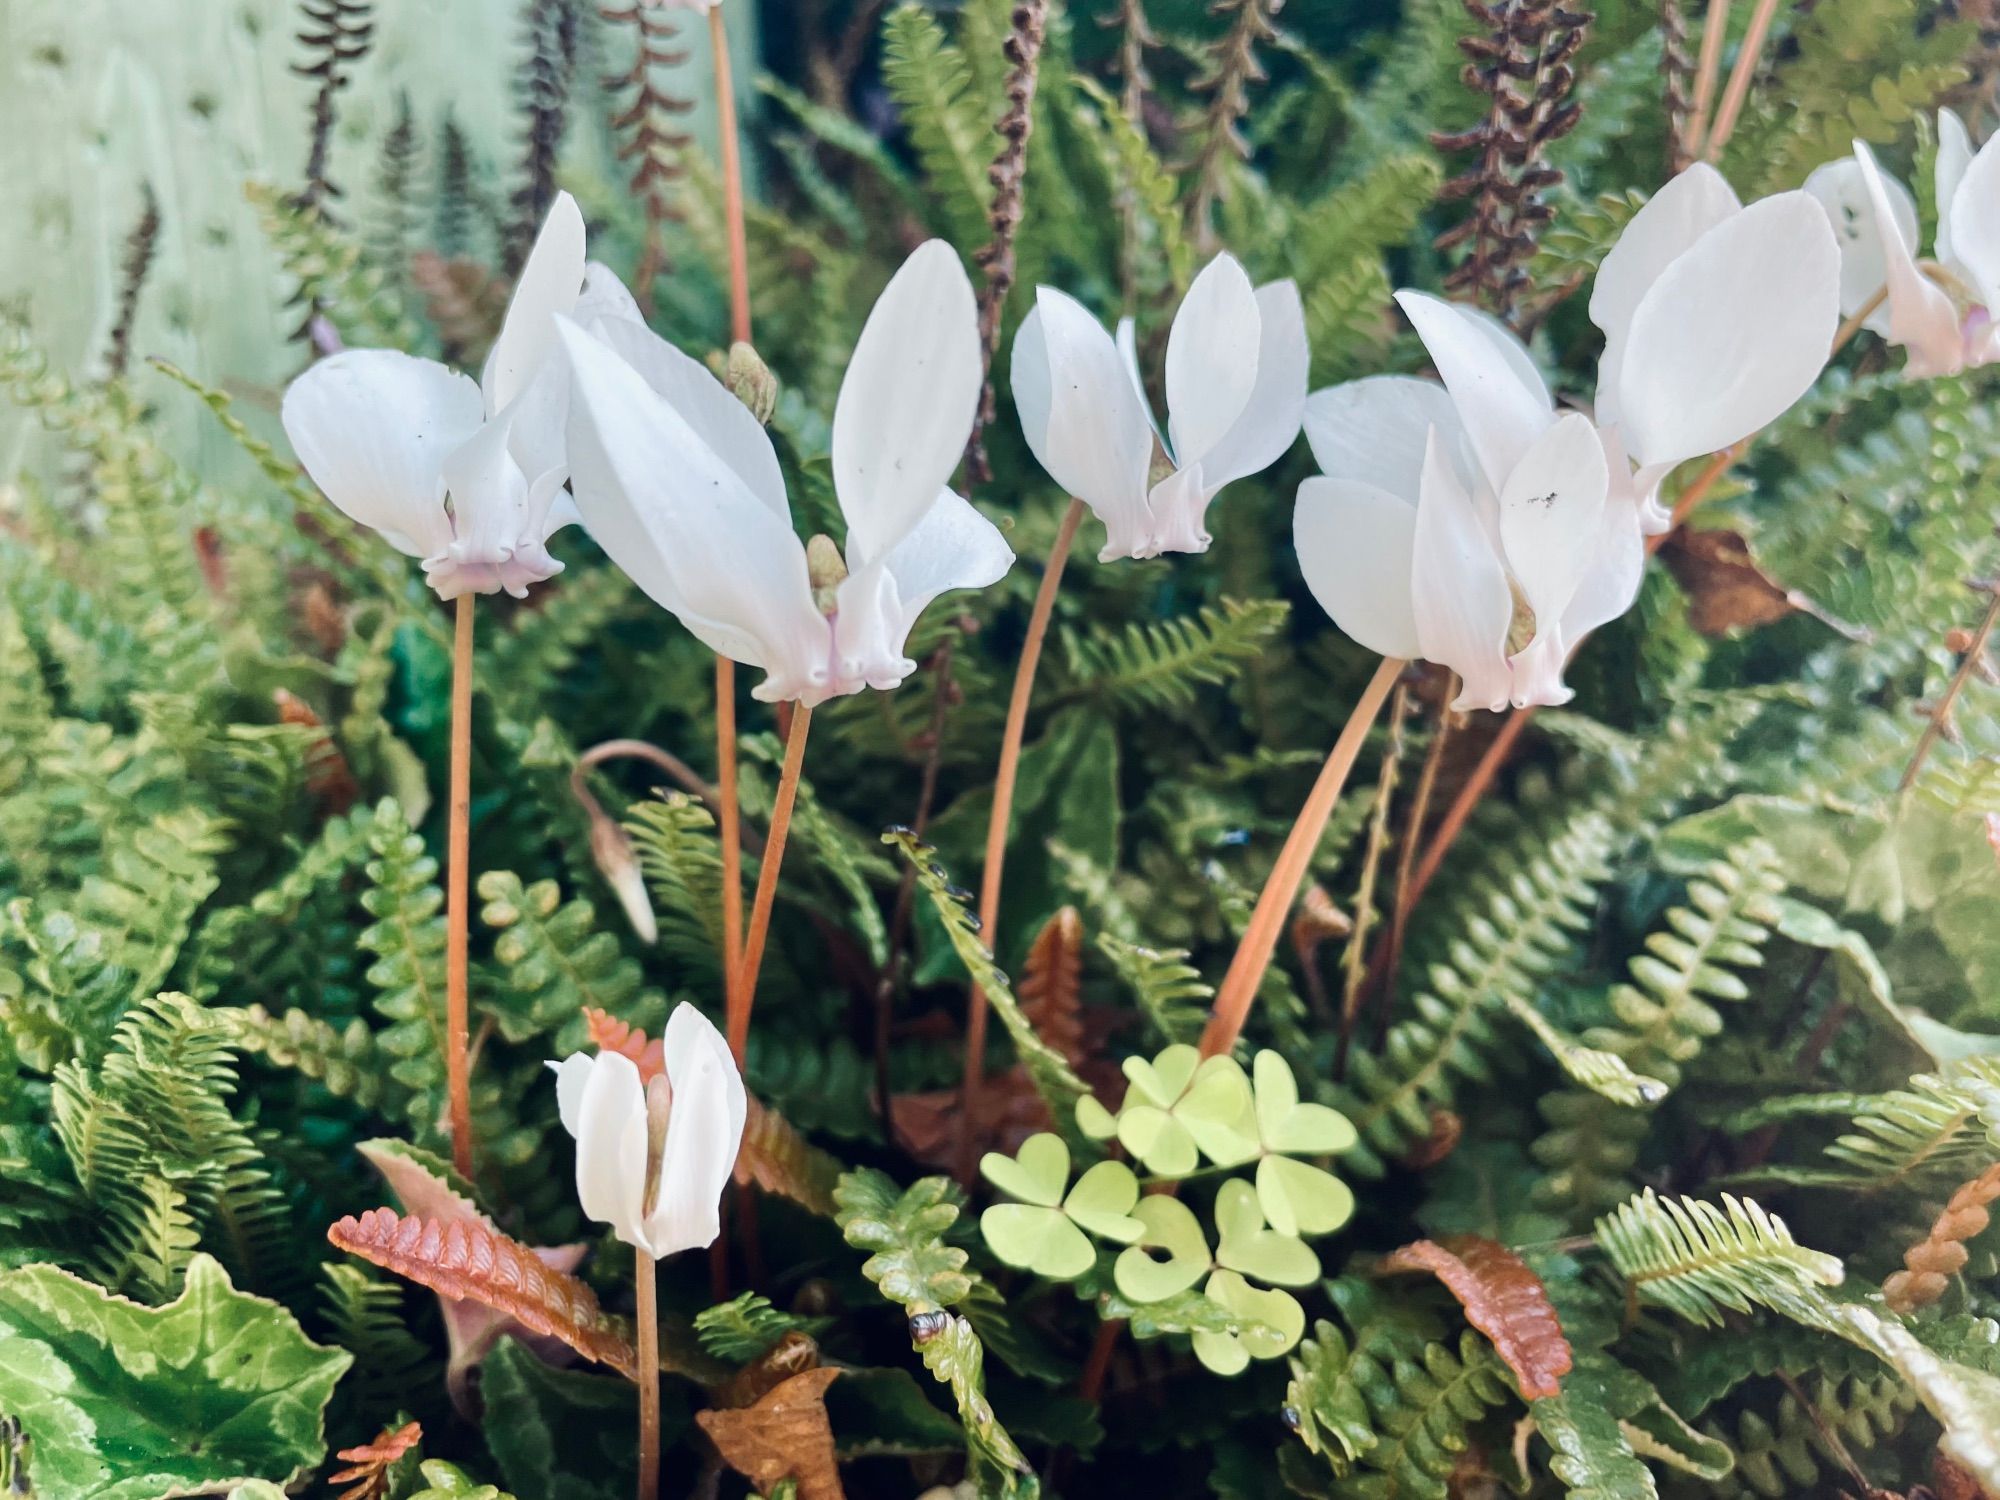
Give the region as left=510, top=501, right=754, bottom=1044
left=710, top=6, right=752, bottom=346
left=729, top=704, right=813, bottom=1061
left=1200, top=655, right=1404, bottom=1060
left=1900, top=580, right=2000, bottom=791
left=1685, top=0, right=1732, bottom=155
left=963, top=497, right=1087, bottom=1179
left=636, top=1246, right=660, bottom=1500
left=1702, top=0, right=1783, bottom=160
left=446, top=594, right=476, bottom=1180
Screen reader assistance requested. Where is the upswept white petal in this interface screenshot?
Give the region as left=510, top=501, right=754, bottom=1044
left=1465, top=304, right=1554, bottom=413
left=1396, top=290, right=1552, bottom=494
left=1141, top=463, right=1213, bottom=556
left=1293, top=476, right=1421, bottom=660
left=1164, top=255, right=1262, bottom=467
left=644, top=1004, right=746, bottom=1258
left=1590, top=163, right=1742, bottom=426
left=1303, top=377, right=1465, bottom=503
left=1012, top=289, right=1154, bottom=558
left=1805, top=156, right=1915, bottom=335
left=1115, top=315, right=1169, bottom=452
left=1616, top=191, right=1839, bottom=467
left=575, top=260, right=647, bottom=332
left=1853, top=142, right=1966, bottom=378
left=1946, top=127, right=2000, bottom=314
left=1498, top=414, right=1608, bottom=707
left=571, top=1050, right=650, bottom=1248
left=1936, top=109, right=1975, bottom=271
left=550, top=1053, right=596, bottom=1136
left=1589, top=163, right=1742, bottom=344
left=482, top=191, right=587, bottom=415
left=1196, top=279, right=1308, bottom=491
left=1411, top=428, right=1514, bottom=712
left=1560, top=444, right=1647, bottom=643
left=833, top=240, right=982, bottom=570
left=280, top=349, right=479, bottom=561
left=592, top=316, right=789, bottom=518
left=559, top=321, right=831, bottom=695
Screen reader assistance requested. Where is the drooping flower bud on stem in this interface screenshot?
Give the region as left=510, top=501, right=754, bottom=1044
left=725, top=341, right=778, bottom=424
left=806, top=534, right=847, bottom=618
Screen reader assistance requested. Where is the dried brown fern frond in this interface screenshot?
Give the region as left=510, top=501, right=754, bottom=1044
left=601, top=4, right=693, bottom=307
left=1379, top=1236, right=1574, bottom=1399
left=409, top=251, right=510, bottom=367
left=105, top=184, right=160, bottom=382
left=327, top=1207, right=640, bottom=1378
left=1017, top=906, right=1086, bottom=1068
left=328, top=1421, right=422, bottom=1500
left=1184, top=0, right=1284, bottom=251
left=1432, top=0, right=1591, bottom=323
left=1884, top=1161, right=2000, bottom=1314
left=1104, top=0, right=1158, bottom=126
left=273, top=688, right=361, bottom=814
left=292, top=0, right=376, bottom=219
left=507, top=0, right=584, bottom=272
left=966, top=0, right=1052, bottom=481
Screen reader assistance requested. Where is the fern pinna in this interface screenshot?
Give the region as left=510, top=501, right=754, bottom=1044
left=2, top=0, right=2000, bottom=1495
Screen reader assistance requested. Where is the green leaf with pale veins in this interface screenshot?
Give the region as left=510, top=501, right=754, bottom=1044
left=0, top=1254, right=350, bottom=1499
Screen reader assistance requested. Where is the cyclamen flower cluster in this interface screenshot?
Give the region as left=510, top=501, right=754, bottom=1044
left=1807, top=110, right=2000, bottom=379
left=281, top=164, right=1843, bottom=1246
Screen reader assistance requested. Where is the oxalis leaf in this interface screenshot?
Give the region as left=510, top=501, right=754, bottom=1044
left=0, top=1253, right=351, bottom=1499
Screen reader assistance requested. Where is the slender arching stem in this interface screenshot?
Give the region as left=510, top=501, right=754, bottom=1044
left=1685, top=0, right=1732, bottom=154
left=728, top=704, right=814, bottom=1063
left=961, top=497, right=1087, bottom=1178
left=1901, top=582, right=2000, bottom=792
left=1199, top=656, right=1405, bottom=1060
left=635, top=1247, right=660, bottom=1500
left=710, top=6, right=752, bottom=348
left=707, top=5, right=754, bottom=1038
left=445, top=593, right=477, bottom=1179
left=1703, top=0, right=1784, bottom=161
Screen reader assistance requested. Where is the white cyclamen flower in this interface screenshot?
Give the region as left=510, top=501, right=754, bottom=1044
left=282, top=193, right=592, bottom=600
left=559, top=241, right=1013, bottom=706
left=1805, top=111, right=2000, bottom=379
left=1590, top=164, right=1842, bottom=532
left=1012, top=253, right=1307, bottom=561
left=1298, top=294, right=1611, bottom=711
left=548, top=1004, right=746, bottom=1260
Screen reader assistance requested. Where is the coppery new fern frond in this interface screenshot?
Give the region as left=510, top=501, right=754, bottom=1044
left=292, top=0, right=376, bottom=219
left=328, top=1421, right=423, bottom=1500
left=104, top=184, right=160, bottom=382
left=601, top=4, right=693, bottom=307
left=1432, top=0, right=1591, bottom=323
left=966, top=0, right=1051, bottom=483
left=507, top=0, right=583, bottom=272
left=1661, top=0, right=1694, bottom=173
left=327, top=1207, right=640, bottom=1378
left=1883, top=1161, right=2000, bottom=1314
left=1184, top=0, right=1283, bottom=250
left=584, top=1005, right=664, bottom=1080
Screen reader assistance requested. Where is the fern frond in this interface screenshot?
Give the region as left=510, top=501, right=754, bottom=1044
left=1061, top=599, right=1289, bottom=711
left=1097, top=934, right=1210, bottom=1046
left=1595, top=1189, right=1846, bottom=1327
left=880, top=6, right=997, bottom=251
left=477, top=871, right=660, bottom=1049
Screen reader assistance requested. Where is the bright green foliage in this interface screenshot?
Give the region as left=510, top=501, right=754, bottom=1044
left=917, top=1315, right=1036, bottom=1497
left=357, top=799, right=453, bottom=1136
left=1596, top=1190, right=1847, bottom=1327
left=406, top=1461, right=518, bottom=1500
left=478, top=870, right=660, bottom=1047
left=1702, top=1371, right=1913, bottom=1498
left=0, top=1254, right=350, bottom=1499
left=694, top=1291, right=834, bottom=1363
left=1062, top=599, right=1290, bottom=711
left=837, top=1168, right=977, bottom=1313
left=246, top=181, right=423, bottom=351
left=1097, top=934, right=1211, bottom=1045
left=879, top=6, right=994, bottom=250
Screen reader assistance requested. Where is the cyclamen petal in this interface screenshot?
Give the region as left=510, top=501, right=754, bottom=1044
left=1196, top=279, right=1309, bottom=495
left=1293, top=476, right=1421, bottom=660
left=1304, top=376, right=1465, bottom=503
left=1936, top=110, right=1975, bottom=272
left=1945, top=125, right=2000, bottom=316
left=1395, top=290, right=1552, bottom=494
left=1497, top=414, right=1608, bottom=708
left=482, top=191, right=587, bottom=415
left=568, top=1050, right=652, bottom=1250
left=1164, top=255, right=1263, bottom=467
left=1411, top=428, right=1515, bottom=712
left=642, top=1005, right=746, bottom=1259
left=1851, top=142, right=1966, bottom=379
left=1805, top=156, right=1915, bottom=335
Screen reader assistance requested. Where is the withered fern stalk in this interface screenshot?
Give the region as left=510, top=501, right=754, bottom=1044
left=291, top=0, right=375, bottom=220
left=1106, top=0, right=1157, bottom=127
left=508, top=0, right=583, bottom=274
left=1432, top=0, right=1590, bottom=325
left=600, top=4, right=693, bottom=309
left=966, top=0, right=1050, bottom=484
left=104, top=184, right=160, bottom=384
left=1661, top=0, right=1693, bottom=174
left=1184, top=0, right=1283, bottom=251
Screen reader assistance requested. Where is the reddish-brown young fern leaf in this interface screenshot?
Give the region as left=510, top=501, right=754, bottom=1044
left=600, top=3, right=693, bottom=307
left=1379, top=1236, right=1573, bottom=1399
left=274, top=688, right=361, bottom=814
left=1885, top=1161, right=2000, bottom=1314
left=327, top=1207, right=640, bottom=1379
left=1017, top=905, right=1087, bottom=1068
left=584, top=1005, right=666, bottom=1081
left=327, top=1421, right=422, bottom=1500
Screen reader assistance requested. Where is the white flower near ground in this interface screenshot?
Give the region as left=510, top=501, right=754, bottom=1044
left=1012, top=253, right=1307, bottom=561
left=547, top=1004, right=746, bottom=1260
left=558, top=240, right=1013, bottom=706
left=1295, top=166, right=1840, bottom=710
left=1806, top=111, right=2000, bottom=379
left=281, top=193, right=591, bottom=600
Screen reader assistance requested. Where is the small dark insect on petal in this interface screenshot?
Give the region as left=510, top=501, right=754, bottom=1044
left=908, top=1309, right=951, bottom=1344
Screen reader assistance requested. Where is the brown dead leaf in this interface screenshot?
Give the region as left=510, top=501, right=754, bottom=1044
left=410, top=252, right=509, bottom=364
left=890, top=1065, right=1053, bottom=1170
left=696, top=1365, right=846, bottom=1500
left=716, top=1329, right=823, bottom=1410
left=274, top=688, right=360, bottom=813
left=1936, top=1451, right=1998, bottom=1500
left=1019, top=907, right=1086, bottom=1067
left=1378, top=1236, right=1572, bottom=1400
left=1660, top=527, right=1862, bottom=639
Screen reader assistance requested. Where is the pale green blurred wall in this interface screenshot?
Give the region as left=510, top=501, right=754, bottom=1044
left=0, top=0, right=758, bottom=474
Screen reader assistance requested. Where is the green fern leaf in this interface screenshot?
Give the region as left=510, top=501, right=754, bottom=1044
left=1062, top=599, right=1290, bottom=711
